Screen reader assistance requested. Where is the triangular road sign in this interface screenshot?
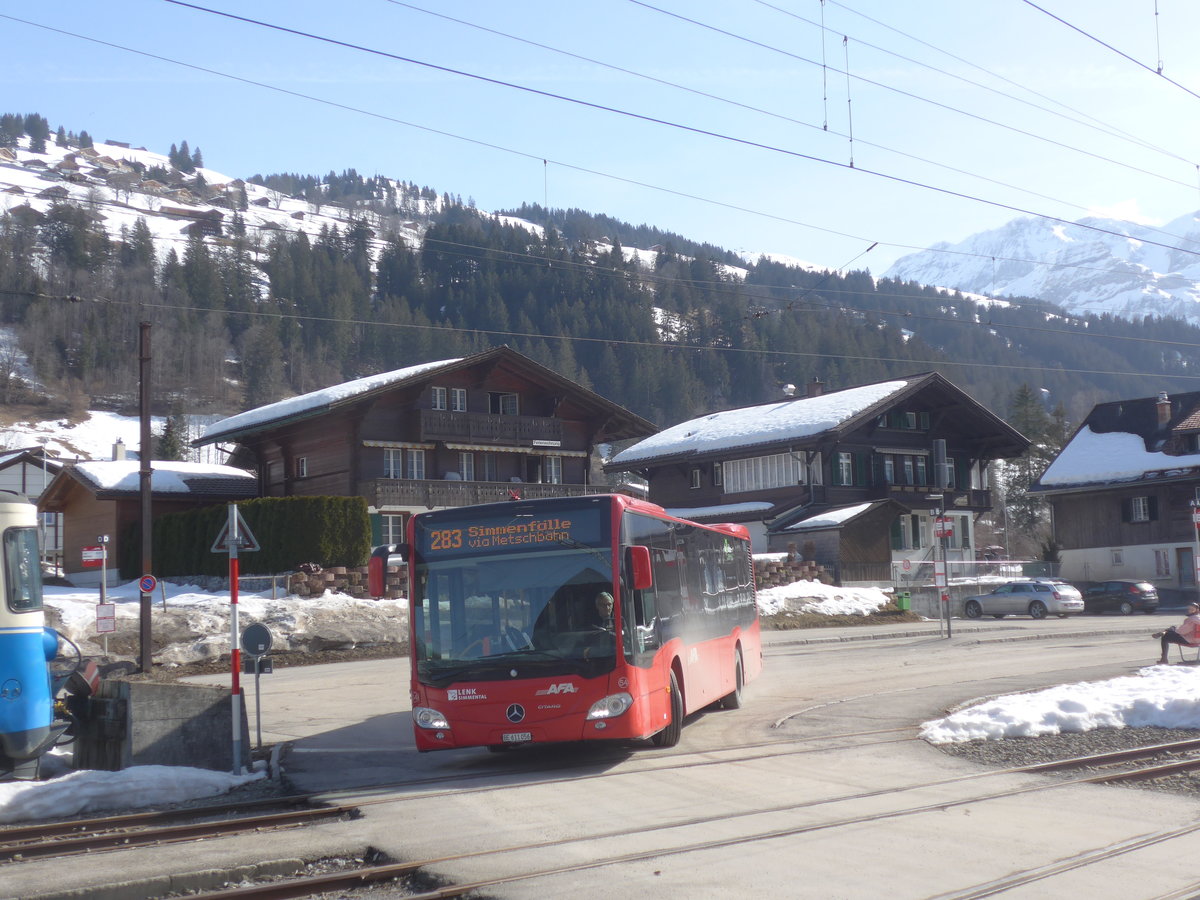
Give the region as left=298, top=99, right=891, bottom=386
left=211, top=507, right=261, bottom=553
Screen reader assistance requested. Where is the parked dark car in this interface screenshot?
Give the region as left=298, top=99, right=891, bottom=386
left=1082, top=580, right=1159, bottom=615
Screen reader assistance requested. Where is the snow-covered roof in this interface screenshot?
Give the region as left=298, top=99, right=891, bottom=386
left=200, top=358, right=461, bottom=444
left=1036, top=425, right=1200, bottom=490
left=782, top=502, right=877, bottom=531
left=664, top=501, right=774, bottom=521
left=610, top=381, right=909, bottom=466
left=71, top=461, right=256, bottom=496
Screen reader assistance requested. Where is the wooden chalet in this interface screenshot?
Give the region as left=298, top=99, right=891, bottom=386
left=38, top=459, right=257, bottom=584
left=1030, top=389, right=1200, bottom=597
left=193, top=346, right=656, bottom=546
left=605, top=373, right=1029, bottom=583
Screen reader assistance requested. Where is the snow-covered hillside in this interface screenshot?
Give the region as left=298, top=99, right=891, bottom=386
left=0, top=136, right=436, bottom=269
left=884, top=212, right=1200, bottom=324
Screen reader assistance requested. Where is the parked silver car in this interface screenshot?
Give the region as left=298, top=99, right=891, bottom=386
left=962, top=579, right=1085, bottom=619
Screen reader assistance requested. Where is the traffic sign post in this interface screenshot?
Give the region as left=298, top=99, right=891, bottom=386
left=211, top=504, right=261, bottom=774
left=242, top=622, right=273, bottom=749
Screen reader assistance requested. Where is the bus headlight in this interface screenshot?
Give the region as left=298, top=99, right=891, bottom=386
left=413, top=707, right=450, bottom=730
left=586, top=692, right=633, bottom=720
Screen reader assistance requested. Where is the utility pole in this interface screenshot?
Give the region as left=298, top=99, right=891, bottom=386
left=139, top=322, right=153, bottom=673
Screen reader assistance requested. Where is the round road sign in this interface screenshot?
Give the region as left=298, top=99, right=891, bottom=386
left=242, top=623, right=273, bottom=657
left=139, top=574, right=158, bottom=593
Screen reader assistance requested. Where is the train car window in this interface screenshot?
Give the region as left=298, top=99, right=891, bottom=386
left=4, top=526, right=42, bottom=612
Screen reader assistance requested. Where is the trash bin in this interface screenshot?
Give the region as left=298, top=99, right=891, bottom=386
left=896, top=591, right=911, bottom=611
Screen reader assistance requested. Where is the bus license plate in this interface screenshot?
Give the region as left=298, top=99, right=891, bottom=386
left=502, top=732, right=532, bottom=743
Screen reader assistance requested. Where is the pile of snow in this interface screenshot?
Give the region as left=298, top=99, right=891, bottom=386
left=921, top=666, right=1200, bottom=743
left=755, top=579, right=889, bottom=617
left=47, top=580, right=407, bottom=665
left=0, top=759, right=265, bottom=824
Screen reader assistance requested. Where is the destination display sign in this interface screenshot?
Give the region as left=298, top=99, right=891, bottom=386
left=416, top=506, right=605, bottom=558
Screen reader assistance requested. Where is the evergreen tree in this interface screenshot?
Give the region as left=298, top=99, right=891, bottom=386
left=155, top=412, right=190, bottom=461
left=77, top=130, right=93, bottom=148
left=55, top=126, right=67, bottom=147
left=191, top=146, right=204, bottom=169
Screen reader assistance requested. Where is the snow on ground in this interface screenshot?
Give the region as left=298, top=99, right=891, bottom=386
left=921, top=666, right=1200, bottom=743
left=5, top=577, right=1199, bottom=822
left=0, top=410, right=163, bottom=461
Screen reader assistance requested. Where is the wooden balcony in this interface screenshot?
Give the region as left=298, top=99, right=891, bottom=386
left=360, top=478, right=611, bottom=510
left=868, top=483, right=992, bottom=510
left=417, top=410, right=564, bottom=446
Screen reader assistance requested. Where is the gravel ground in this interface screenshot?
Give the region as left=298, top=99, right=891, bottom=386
left=936, top=727, right=1200, bottom=798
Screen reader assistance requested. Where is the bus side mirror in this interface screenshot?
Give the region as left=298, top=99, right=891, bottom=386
left=368, top=543, right=407, bottom=599
left=627, top=545, right=653, bottom=591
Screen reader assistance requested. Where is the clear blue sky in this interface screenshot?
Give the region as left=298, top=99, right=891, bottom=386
left=4, top=0, right=1200, bottom=273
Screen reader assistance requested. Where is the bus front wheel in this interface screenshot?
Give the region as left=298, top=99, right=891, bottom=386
left=652, top=670, right=683, bottom=747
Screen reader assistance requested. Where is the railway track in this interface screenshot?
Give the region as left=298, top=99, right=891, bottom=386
left=11, top=733, right=1198, bottom=898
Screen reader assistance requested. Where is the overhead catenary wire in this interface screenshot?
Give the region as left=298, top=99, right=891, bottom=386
left=148, top=1, right=1200, bottom=259
left=772, top=0, right=1194, bottom=166
left=1019, top=0, right=1200, bottom=103
left=623, top=0, right=1200, bottom=194
left=6, top=287, right=1198, bottom=386
left=10, top=8, right=1200, bottom=270
left=381, top=0, right=1188, bottom=241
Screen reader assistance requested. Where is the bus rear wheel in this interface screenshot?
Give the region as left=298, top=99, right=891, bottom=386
left=721, top=649, right=744, bottom=709
left=652, top=670, right=683, bottom=747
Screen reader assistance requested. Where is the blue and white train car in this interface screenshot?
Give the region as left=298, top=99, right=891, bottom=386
left=0, top=497, right=65, bottom=780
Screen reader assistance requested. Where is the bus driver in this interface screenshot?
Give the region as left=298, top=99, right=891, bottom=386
left=593, top=591, right=615, bottom=630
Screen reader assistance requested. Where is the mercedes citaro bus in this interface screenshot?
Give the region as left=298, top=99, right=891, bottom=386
left=371, top=493, right=762, bottom=752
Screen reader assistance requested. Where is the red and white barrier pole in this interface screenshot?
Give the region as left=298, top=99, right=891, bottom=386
left=228, top=504, right=242, bottom=775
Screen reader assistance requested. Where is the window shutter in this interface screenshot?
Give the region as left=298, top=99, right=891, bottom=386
left=1121, top=498, right=1132, bottom=522
left=855, top=453, right=867, bottom=486
left=1148, top=496, right=1159, bottom=520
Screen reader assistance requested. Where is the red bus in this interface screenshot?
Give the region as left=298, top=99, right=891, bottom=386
left=373, top=493, right=762, bottom=752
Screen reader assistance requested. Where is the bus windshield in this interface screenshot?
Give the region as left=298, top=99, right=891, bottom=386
left=411, top=501, right=618, bottom=686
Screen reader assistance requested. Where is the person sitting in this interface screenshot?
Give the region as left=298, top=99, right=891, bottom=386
left=1155, top=602, right=1200, bottom=664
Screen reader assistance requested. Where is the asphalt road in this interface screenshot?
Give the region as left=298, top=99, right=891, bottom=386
left=16, top=612, right=1200, bottom=900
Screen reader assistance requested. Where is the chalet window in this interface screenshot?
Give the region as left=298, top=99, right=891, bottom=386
left=883, top=457, right=895, bottom=484
left=482, top=453, right=498, bottom=482
left=384, top=449, right=403, bottom=479
left=904, top=412, right=917, bottom=429
left=294, top=457, right=307, bottom=478
left=1123, top=496, right=1156, bottom=523
left=489, top=392, right=519, bottom=415
left=545, top=456, right=562, bottom=484
left=903, top=456, right=915, bottom=485
left=919, top=412, right=930, bottom=430
left=836, top=452, right=854, bottom=486
left=1155, top=549, right=1171, bottom=577
left=405, top=449, right=426, bottom=480
left=450, top=388, right=467, bottom=412
left=915, top=456, right=927, bottom=485
left=690, top=468, right=701, bottom=489
left=459, top=452, right=475, bottom=481
left=1111, top=549, right=1124, bottom=566
left=431, top=386, right=448, bottom=411
left=809, top=453, right=823, bottom=485
left=382, top=514, right=405, bottom=544
left=722, top=452, right=804, bottom=494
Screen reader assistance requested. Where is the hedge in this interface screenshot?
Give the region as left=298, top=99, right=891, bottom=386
left=118, top=496, right=372, bottom=578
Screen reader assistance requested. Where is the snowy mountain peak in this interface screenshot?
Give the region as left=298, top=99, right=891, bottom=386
left=883, top=212, right=1200, bottom=324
